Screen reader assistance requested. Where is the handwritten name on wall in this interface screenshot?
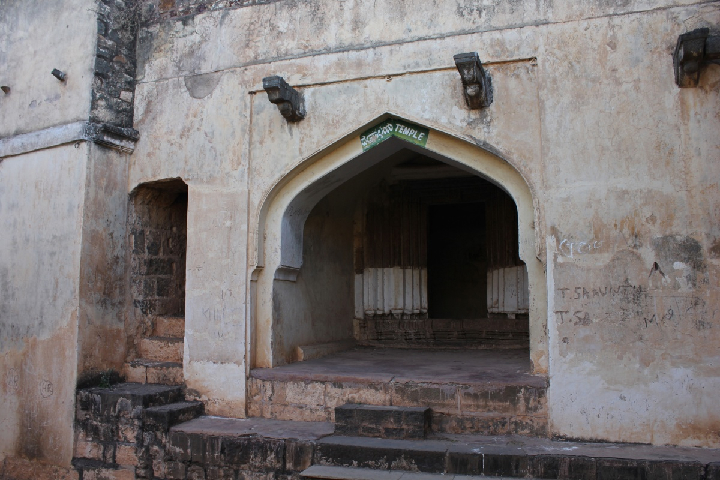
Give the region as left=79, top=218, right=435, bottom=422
left=554, top=281, right=715, bottom=333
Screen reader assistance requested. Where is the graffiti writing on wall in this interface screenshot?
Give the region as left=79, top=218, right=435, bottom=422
left=559, top=239, right=602, bottom=258
left=555, top=281, right=716, bottom=331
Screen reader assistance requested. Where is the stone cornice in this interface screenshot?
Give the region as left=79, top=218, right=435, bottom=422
left=0, top=122, right=139, bottom=159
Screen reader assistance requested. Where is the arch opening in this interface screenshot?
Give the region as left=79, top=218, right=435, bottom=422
left=125, top=178, right=188, bottom=385
left=253, top=118, right=547, bottom=375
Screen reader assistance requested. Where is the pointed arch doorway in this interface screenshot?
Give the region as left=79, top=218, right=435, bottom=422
left=249, top=115, right=548, bottom=434
left=251, top=114, right=547, bottom=373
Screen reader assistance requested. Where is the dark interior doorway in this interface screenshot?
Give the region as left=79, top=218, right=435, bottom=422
left=427, top=202, right=487, bottom=319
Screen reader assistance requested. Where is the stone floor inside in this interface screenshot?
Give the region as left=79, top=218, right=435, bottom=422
left=250, top=347, right=544, bottom=388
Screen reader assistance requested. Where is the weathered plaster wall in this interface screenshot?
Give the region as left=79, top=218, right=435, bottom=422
left=541, top=6, right=720, bottom=447
left=132, top=0, right=720, bottom=446
left=0, top=0, right=96, bottom=137
left=272, top=189, right=355, bottom=364
left=130, top=67, right=249, bottom=415
left=0, top=144, right=88, bottom=469
left=76, top=145, right=130, bottom=384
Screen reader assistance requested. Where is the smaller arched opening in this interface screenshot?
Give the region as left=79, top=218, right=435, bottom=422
left=123, top=178, right=188, bottom=385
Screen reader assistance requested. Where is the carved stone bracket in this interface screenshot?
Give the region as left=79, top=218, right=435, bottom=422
left=674, top=28, right=720, bottom=88
left=85, top=122, right=140, bottom=154
left=454, top=52, right=493, bottom=109
left=263, top=76, right=306, bottom=121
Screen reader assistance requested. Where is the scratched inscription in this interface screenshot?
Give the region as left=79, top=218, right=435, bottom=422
left=555, top=281, right=715, bottom=332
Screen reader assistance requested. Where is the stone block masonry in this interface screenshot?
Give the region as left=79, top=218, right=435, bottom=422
left=334, top=405, right=431, bottom=440
left=73, top=383, right=203, bottom=480
left=92, top=0, right=140, bottom=127
left=71, top=384, right=720, bottom=480
left=129, top=183, right=188, bottom=317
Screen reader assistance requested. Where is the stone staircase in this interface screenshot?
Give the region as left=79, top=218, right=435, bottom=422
left=73, top=383, right=203, bottom=480
left=124, top=315, right=185, bottom=385
left=73, top=389, right=720, bottom=479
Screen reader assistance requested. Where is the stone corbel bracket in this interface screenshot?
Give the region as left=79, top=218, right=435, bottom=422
left=674, top=28, right=720, bottom=88
left=454, top=52, right=493, bottom=109
left=263, top=76, right=306, bottom=122
left=85, top=122, right=140, bottom=154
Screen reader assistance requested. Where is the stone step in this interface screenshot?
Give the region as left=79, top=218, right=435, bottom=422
left=301, top=465, right=539, bottom=480
left=154, top=315, right=185, bottom=338
left=248, top=373, right=547, bottom=436
left=76, top=383, right=184, bottom=418
left=138, top=336, right=184, bottom=363
left=167, top=416, right=335, bottom=474
left=144, top=401, right=205, bottom=430
left=123, top=358, right=184, bottom=385
left=314, top=434, right=720, bottom=479
left=334, top=404, right=430, bottom=439
left=161, top=416, right=720, bottom=480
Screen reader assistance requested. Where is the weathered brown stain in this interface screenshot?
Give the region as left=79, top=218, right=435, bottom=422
left=3, top=320, right=78, bottom=468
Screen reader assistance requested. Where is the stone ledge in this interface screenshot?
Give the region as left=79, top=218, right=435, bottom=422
left=0, top=121, right=139, bottom=158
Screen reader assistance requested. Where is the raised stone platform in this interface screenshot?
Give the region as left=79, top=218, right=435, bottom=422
left=249, top=348, right=547, bottom=436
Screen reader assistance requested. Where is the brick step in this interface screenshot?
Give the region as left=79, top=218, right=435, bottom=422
left=248, top=374, right=547, bottom=436
left=302, top=465, right=540, bottom=480
left=154, top=315, right=185, bottom=338
left=138, top=336, right=184, bottom=363
left=124, top=358, right=183, bottom=385
left=334, top=404, right=431, bottom=439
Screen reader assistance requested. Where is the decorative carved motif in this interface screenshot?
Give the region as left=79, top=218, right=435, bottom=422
left=85, top=122, right=140, bottom=154
left=674, top=28, right=720, bottom=88
left=453, top=52, right=493, bottom=109
left=262, top=76, right=306, bottom=121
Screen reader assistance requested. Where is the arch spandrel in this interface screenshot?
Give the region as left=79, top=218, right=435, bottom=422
left=251, top=113, right=548, bottom=374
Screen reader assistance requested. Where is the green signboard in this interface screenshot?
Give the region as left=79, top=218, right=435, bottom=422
left=360, top=119, right=429, bottom=151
